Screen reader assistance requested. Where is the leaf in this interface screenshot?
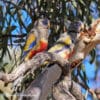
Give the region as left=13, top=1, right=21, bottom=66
left=13, top=38, right=25, bottom=43
left=79, top=0, right=86, bottom=6
left=2, top=59, right=15, bottom=73
left=89, top=48, right=96, bottom=64
left=80, top=65, right=88, bottom=82
left=78, top=66, right=89, bottom=88
left=81, top=64, right=85, bottom=71
left=72, top=0, right=77, bottom=8
left=8, top=26, right=17, bottom=32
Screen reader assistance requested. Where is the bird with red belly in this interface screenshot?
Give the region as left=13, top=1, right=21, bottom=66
left=22, top=18, right=50, bottom=61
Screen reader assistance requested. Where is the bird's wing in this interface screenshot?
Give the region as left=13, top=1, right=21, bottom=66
left=23, top=32, right=37, bottom=57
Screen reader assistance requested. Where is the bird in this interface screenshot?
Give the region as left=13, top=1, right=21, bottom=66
left=67, top=20, right=84, bottom=43
left=22, top=18, right=50, bottom=61
left=48, top=20, right=85, bottom=60
left=48, top=32, right=74, bottom=59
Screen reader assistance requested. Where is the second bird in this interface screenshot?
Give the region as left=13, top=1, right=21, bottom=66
left=22, top=18, right=50, bottom=61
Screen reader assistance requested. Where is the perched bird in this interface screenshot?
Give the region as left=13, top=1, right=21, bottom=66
left=48, top=21, right=84, bottom=60
left=67, top=21, right=84, bottom=43
left=48, top=32, right=74, bottom=59
left=22, top=18, right=50, bottom=61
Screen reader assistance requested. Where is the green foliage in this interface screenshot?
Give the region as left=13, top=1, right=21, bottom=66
left=89, top=48, right=96, bottom=64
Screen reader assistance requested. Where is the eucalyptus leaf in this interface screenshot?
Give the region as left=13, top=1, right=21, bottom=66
left=89, top=48, right=96, bottom=64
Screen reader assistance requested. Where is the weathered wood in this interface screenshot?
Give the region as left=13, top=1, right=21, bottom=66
left=53, top=76, right=84, bottom=100
left=23, top=64, right=62, bottom=100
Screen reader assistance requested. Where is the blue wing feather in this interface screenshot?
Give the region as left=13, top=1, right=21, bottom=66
left=22, top=33, right=37, bottom=57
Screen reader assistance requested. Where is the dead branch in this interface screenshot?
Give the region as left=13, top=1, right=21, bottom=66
left=0, top=34, right=27, bottom=38
left=0, top=52, right=68, bottom=82
left=69, top=18, right=100, bottom=69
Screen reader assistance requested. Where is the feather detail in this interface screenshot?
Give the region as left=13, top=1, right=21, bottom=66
left=22, top=18, right=50, bottom=61
left=24, top=40, right=48, bottom=60
left=23, top=33, right=36, bottom=51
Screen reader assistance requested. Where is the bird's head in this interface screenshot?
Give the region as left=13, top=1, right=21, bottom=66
left=33, top=18, right=50, bottom=42
left=34, top=18, right=50, bottom=29
left=68, top=21, right=84, bottom=33
left=67, top=21, right=85, bottom=43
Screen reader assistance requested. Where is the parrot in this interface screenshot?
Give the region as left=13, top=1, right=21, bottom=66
left=67, top=20, right=84, bottom=43
left=48, top=32, right=74, bottom=59
left=22, top=18, right=50, bottom=61
left=48, top=21, right=85, bottom=60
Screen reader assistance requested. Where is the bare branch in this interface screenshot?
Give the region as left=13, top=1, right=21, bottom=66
left=0, top=34, right=27, bottom=38
left=0, top=52, right=68, bottom=82
left=69, top=19, right=100, bottom=69
left=53, top=76, right=84, bottom=100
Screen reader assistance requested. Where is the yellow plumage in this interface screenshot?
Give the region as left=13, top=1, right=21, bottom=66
left=22, top=18, right=50, bottom=61
left=48, top=33, right=73, bottom=58
left=42, top=32, right=73, bottom=66
left=24, top=33, right=36, bottom=51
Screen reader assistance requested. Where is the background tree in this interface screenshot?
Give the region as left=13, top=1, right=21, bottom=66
left=0, top=0, right=100, bottom=100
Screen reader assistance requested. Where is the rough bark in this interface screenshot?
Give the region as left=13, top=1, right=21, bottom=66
left=53, top=76, right=84, bottom=100
left=0, top=52, right=68, bottom=82
left=23, top=64, right=62, bottom=100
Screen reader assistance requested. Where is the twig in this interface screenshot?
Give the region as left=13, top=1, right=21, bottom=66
left=0, top=34, right=27, bottom=38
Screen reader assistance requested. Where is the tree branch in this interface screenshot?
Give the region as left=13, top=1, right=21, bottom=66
left=0, top=52, right=68, bottom=82
left=53, top=76, right=84, bottom=100
left=0, top=34, right=27, bottom=38
left=69, top=19, right=100, bottom=69
left=23, top=64, right=62, bottom=100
